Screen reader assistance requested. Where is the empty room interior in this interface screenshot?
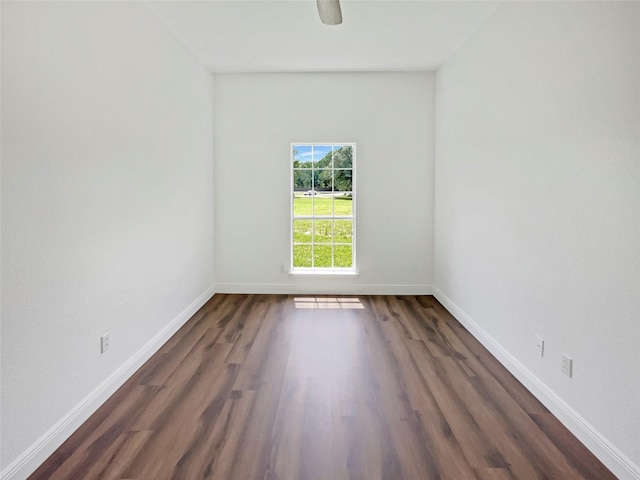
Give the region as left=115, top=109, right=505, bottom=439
left=1, top=1, right=639, bottom=479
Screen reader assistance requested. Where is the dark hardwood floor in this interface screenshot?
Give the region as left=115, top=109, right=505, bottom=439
left=30, top=295, right=616, bottom=479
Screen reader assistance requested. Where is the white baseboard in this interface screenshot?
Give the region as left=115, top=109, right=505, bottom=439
left=432, top=286, right=640, bottom=480
left=0, top=284, right=216, bottom=480
left=215, top=283, right=432, bottom=295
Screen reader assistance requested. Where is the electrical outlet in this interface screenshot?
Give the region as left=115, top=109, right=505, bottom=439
left=535, top=335, right=544, bottom=358
left=561, top=353, right=572, bottom=377
left=280, top=264, right=286, bottom=273
left=100, top=332, right=110, bottom=354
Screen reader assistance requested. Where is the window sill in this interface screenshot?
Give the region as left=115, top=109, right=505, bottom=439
left=289, top=269, right=359, bottom=276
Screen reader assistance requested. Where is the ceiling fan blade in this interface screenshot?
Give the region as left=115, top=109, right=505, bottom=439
left=316, top=0, right=342, bottom=25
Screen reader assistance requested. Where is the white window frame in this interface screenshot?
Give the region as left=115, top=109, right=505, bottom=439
left=290, top=143, right=357, bottom=274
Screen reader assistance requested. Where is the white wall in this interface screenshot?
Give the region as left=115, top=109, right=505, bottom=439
left=434, top=2, right=639, bottom=478
left=1, top=2, right=215, bottom=477
left=214, top=72, right=433, bottom=294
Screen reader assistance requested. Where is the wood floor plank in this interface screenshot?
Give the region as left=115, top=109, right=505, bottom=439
left=367, top=296, right=478, bottom=479
left=436, top=356, right=546, bottom=479
left=361, top=296, right=446, bottom=479
left=405, top=337, right=502, bottom=471
left=29, top=295, right=616, bottom=480
left=462, top=365, right=589, bottom=479
left=38, top=385, right=160, bottom=480
left=475, top=467, right=515, bottom=480
left=223, top=295, right=270, bottom=365
left=172, top=388, right=255, bottom=480
left=88, top=430, right=153, bottom=480
left=123, top=347, right=236, bottom=478
left=529, top=412, right=618, bottom=480
left=136, top=310, right=225, bottom=387
left=227, top=302, right=296, bottom=479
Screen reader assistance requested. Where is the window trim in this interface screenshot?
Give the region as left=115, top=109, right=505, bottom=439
left=290, top=143, right=356, bottom=274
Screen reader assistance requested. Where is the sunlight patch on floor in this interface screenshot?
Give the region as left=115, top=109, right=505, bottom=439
left=293, top=297, right=364, bottom=309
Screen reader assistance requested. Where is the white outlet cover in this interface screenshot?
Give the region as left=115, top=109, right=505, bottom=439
left=100, top=332, right=110, bottom=354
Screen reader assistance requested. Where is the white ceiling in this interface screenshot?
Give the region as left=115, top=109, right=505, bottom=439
left=146, top=0, right=501, bottom=73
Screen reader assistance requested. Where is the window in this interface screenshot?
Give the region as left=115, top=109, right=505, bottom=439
left=291, top=144, right=355, bottom=272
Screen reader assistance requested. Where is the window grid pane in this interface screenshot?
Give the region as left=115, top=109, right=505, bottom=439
left=292, top=143, right=354, bottom=270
